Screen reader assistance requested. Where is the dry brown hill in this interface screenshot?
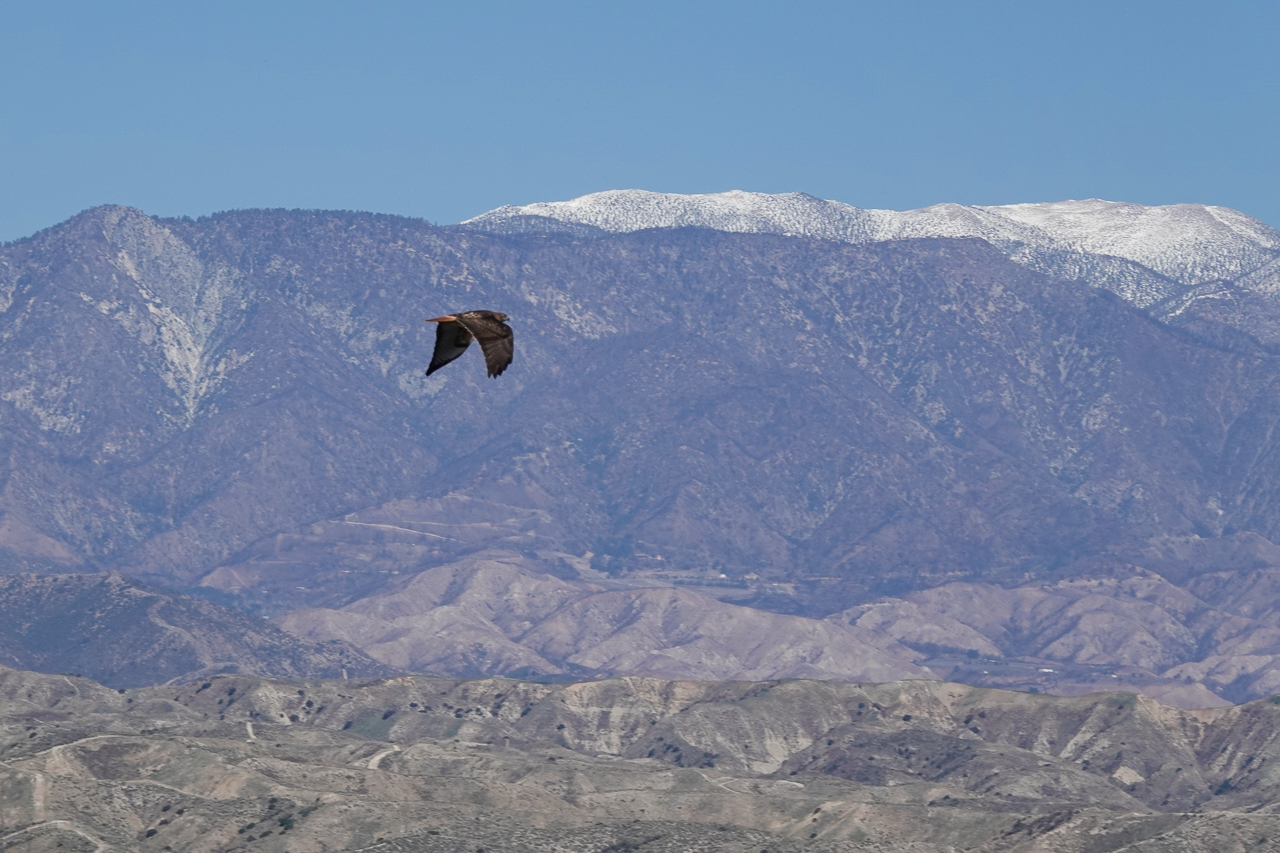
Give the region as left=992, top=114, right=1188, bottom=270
left=275, top=550, right=929, bottom=683
left=4, top=665, right=1280, bottom=851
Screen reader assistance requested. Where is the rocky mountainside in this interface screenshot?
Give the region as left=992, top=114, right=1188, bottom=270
left=3, top=665, right=1280, bottom=852
left=0, top=572, right=391, bottom=687
left=10, top=204, right=1280, bottom=700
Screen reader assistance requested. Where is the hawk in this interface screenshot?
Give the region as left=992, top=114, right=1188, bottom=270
left=424, top=310, right=514, bottom=378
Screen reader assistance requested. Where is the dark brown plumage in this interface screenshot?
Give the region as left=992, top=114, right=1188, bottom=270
left=424, top=310, right=514, bottom=378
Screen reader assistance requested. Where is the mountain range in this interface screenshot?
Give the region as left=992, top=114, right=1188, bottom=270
left=463, top=190, right=1280, bottom=309
left=5, top=193, right=1280, bottom=704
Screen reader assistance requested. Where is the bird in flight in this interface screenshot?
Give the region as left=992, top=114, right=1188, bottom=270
left=424, top=310, right=514, bottom=378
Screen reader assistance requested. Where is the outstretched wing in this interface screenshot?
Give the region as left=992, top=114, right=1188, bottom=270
left=426, top=321, right=473, bottom=376
left=456, top=313, right=514, bottom=378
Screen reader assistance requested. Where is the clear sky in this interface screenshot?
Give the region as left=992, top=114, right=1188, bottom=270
left=2, top=1, right=1277, bottom=243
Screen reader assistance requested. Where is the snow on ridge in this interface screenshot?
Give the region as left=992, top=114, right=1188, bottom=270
left=486, top=190, right=864, bottom=238
left=977, top=199, right=1280, bottom=285
left=462, top=190, right=1280, bottom=289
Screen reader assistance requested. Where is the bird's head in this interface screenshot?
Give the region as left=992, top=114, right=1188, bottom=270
left=493, top=312, right=509, bottom=322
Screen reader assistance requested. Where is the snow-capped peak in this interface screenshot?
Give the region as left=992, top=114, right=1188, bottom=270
left=461, top=190, right=1280, bottom=293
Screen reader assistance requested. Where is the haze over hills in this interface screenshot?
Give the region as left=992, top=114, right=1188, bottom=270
left=8, top=195, right=1280, bottom=702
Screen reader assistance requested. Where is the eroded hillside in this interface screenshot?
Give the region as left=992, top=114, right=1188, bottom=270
left=3, top=665, right=1280, bottom=852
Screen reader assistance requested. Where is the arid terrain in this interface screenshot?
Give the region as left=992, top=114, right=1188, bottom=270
left=4, top=664, right=1280, bottom=852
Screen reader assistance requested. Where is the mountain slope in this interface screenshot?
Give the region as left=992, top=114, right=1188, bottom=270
left=0, top=572, right=391, bottom=687
left=1, top=207, right=1278, bottom=595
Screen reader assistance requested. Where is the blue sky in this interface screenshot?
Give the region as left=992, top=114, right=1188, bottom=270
left=2, top=1, right=1277, bottom=242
